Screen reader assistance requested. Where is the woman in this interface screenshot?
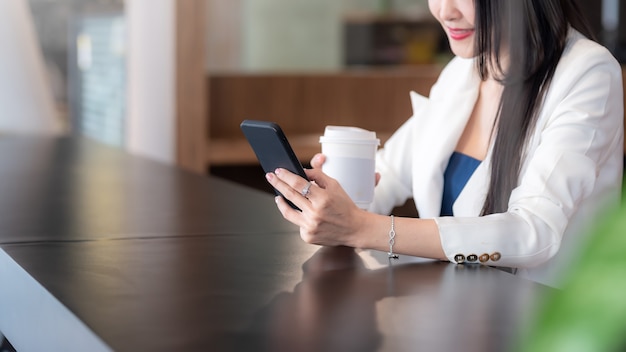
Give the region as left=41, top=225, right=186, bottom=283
left=265, top=0, right=624, bottom=287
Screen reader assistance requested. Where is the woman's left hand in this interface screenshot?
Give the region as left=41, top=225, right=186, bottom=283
left=265, top=167, right=367, bottom=248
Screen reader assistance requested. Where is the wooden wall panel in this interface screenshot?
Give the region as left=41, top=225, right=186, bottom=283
left=207, top=67, right=442, bottom=165
left=175, top=0, right=208, bottom=173
left=208, top=68, right=441, bottom=138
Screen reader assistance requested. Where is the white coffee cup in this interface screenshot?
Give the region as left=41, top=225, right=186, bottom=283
left=319, top=126, right=380, bottom=209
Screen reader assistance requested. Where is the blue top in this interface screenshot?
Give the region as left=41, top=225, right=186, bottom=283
left=440, top=152, right=481, bottom=216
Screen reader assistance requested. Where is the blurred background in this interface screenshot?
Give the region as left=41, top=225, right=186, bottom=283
left=1, top=0, right=445, bottom=177
left=23, top=0, right=442, bottom=150
left=2, top=0, right=624, bottom=177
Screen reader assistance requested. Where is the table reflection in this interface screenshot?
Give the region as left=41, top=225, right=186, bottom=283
left=237, top=246, right=543, bottom=352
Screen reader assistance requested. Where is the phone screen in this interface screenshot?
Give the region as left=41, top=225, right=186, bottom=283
left=240, top=120, right=308, bottom=209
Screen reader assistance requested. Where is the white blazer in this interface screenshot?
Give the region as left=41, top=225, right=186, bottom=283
left=370, top=30, right=624, bottom=287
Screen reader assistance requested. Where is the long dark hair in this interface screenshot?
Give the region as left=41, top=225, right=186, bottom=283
left=475, top=0, right=595, bottom=215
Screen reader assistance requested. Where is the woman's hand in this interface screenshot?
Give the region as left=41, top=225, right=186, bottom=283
left=265, top=167, right=368, bottom=248
left=266, top=160, right=445, bottom=261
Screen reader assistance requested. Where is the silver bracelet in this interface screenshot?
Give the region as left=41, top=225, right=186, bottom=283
left=388, top=215, right=399, bottom=259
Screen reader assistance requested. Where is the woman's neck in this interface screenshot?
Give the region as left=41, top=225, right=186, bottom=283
left=454, top=78, right=503, bottom=160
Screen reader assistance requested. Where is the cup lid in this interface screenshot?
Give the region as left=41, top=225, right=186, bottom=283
left=319, top=126, right=380, bottom=145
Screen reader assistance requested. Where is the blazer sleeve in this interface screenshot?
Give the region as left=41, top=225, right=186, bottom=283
left=436, top=40, right=624, bottom=269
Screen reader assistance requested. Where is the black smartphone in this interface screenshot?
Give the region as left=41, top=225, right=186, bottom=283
left=240, top=120, right=308, bottom=210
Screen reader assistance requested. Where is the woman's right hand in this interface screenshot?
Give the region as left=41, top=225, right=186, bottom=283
left=310, top=153, right=381, bottom=186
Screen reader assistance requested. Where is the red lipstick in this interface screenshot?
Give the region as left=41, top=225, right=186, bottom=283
left=448, top=27, right=474, bottom=41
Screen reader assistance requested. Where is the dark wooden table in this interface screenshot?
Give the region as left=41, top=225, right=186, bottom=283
left=0, top=137, right=549, bottom=352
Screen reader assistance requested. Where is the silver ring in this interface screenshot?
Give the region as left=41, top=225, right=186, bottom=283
left=301, top=181, right=312, bottom=199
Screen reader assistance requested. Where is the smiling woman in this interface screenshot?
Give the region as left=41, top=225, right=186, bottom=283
left=264, top=0, right=624, bottom=288
left=428, top=0, right=476, bottom=57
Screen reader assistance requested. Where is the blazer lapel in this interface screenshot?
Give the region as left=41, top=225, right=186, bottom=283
left=410, top=60, right=480, bottom=218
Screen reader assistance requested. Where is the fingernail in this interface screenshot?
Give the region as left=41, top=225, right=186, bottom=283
left=265, top=173, right=274, bottom=181
left=274, top=168, right=281, bottom=175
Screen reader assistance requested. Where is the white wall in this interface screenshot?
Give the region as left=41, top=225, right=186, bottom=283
left=0, top=0, right=61, bottom=135
left=206, top=0, right=243, bottom=71
left=125, top=0, right=176, bottom=164
left=205, top=0, right=431, bottom=72
left=242, top=0, right=342, bottom=71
